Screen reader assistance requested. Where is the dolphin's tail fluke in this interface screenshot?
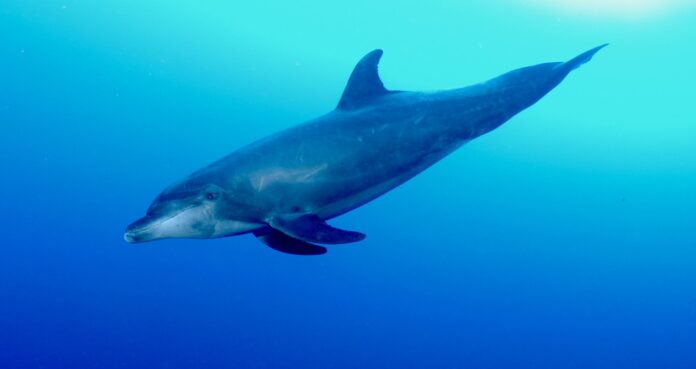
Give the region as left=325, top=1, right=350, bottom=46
left=558, top=44, right=608, bottom=73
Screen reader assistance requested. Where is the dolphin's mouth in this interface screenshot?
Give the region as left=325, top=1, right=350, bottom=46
left=123, top=216, right=168, bottom=243
left=123, top=231, right=147, bottom=243
left=123, top=215, right=162, bottom=243
left=124, top=216, right=159, bottom=243
left=124, top=206, right=197, bottom=243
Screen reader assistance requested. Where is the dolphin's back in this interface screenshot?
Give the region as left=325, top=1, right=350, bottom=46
left=209, top=97, right=456, bottom=218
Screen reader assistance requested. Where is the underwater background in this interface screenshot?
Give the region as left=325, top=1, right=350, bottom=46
left=2, top=1, right=696, bottom=368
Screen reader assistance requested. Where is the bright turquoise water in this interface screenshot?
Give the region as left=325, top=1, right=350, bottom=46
left=2, top=1, right=695, bottom=368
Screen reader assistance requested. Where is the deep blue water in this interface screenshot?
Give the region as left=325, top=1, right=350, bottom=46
left=2, top=1, right=696, bottom=368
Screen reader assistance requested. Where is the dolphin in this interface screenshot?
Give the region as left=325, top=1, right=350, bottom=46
left=124, top=45, right=606, bottom=255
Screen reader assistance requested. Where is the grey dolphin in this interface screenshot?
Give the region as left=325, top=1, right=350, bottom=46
left=125, top=45, right=606, bottom=255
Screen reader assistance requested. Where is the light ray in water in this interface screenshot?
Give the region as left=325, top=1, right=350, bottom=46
left=528, top=0, right=694, bottom=18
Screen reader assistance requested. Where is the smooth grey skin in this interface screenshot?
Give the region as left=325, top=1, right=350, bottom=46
left=125, top=45, right=606, bottom=254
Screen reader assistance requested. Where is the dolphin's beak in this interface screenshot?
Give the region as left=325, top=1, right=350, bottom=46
left=124, top=216, right=157, bottom=243
left=123, top=231, right=145, bottom=243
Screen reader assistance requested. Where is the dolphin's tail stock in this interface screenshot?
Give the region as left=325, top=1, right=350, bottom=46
left=557, top=44, right=608, bottom=74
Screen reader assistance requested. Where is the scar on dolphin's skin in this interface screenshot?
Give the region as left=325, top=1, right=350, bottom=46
left=125, top=45, right=607, bottom=255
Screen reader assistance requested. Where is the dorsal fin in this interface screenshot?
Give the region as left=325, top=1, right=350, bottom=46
left=337, top=49, right=390, bottom=110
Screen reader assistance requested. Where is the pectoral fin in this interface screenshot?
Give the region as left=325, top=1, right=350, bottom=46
left=269, top=214, right=366, bottom=244
left=253, top=227, right=327, bottom=255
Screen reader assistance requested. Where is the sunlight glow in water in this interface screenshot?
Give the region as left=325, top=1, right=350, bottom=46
left=530, top=0, right=693, bottom=17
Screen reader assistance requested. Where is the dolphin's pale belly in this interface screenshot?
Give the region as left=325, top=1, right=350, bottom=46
left=231, top=102, right=470, bottom=221
left=312, top=164, right=431, bottom=219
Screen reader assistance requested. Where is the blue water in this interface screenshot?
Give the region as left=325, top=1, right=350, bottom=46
left=2, top=1, right=696, bottom=368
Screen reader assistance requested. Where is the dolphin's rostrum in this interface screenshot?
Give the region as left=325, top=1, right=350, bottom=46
left=125, top=45, right=607, bottom=255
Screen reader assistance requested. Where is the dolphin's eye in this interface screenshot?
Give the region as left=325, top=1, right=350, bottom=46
left=205, top=192, right=219, bottom=201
